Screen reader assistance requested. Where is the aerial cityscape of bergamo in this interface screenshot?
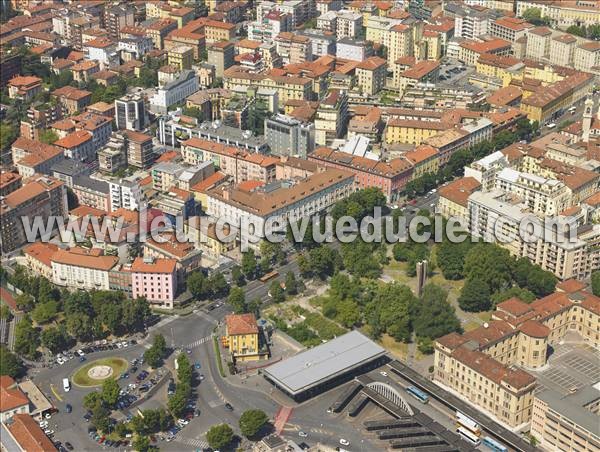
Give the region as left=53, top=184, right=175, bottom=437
left=0, top=0, right=599, bottom=451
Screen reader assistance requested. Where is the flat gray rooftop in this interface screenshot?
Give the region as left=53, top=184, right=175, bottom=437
left=263, top=330, right=386, bottom=395
left=537, top=386, right=600, bottom=437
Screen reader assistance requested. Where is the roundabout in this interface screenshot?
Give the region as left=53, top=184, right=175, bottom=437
left=72, top=358, right=128, bottom=387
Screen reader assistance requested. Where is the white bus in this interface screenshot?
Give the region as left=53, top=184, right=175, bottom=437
left=62, top=378, right=70, bottom=392
left=456, top=411, right=480, bottom=435
left=457, top=426, right=481, bottom=446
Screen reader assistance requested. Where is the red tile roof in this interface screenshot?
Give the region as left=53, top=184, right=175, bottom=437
left=4, top=413, right=58, bottom=452
left=438, top=177, right=481, bottom=207
left=496, top=297, right=532, bottom=317
left=54, top=130, right=92, bottom=149
left=131, top=257, right=177, bottom=274
left=226, top=313, right=258, bottom=336
left=0, top=376, right=29, bottom=411
left=23, top=242, right=58, bottom=268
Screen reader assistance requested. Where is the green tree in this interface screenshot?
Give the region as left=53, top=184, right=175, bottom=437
left=206, top=424, right=234, bottom=450
left=366, top=283, right=415, bottom=341
left=436, top=240, right=472, bottom=280
left=38, top=129, right=58, bottom=144
left=208, top=272, right=229, bottom=297
left=307, top=245, right=342, bottom=279
left=91, top=400, right=111, bottom=432
left=0, top=345, right=23, bottom=378
left=491, top=286, right=536, bottom=305
left=239, top=409, right=269, bottom=438
left=0, top=122, right=18, bottom=151
left=566, top=24, right=586, bottom=37
left=115, top=421, right=130, bottom=438
left=464, top=244, right=512, bottom=293
left=66, top=312, right=93, bottom=341
left=144, top=334, right=168, bottom=368
left=187, top=271, right=208, bottom=299
left=167, top=386, right=189, bottom=418
left=417, top=336, right=434, bottom=354
left=83, top=392, right=102, bottom=410
left=132, top=435, right=151, bottom=452
left=101, top=378, right=120, bottom=408
left=176, top=353, right=192, bottom=385
left=590, top=271, right=600, bottom=296
left=588, top=24, right=600, bottom=40
left=0, top=305, right=12, bottom=320
left=269, top=280, right=285, bottom=304
left=15, top=293, right=35, bottom=312
left=41, top=326, right=70, bottom=353
left=521, top=7, right=550, bottom=26
left=285, top=271, right=298, bottom=295
left=231, top=265, right=245, bottom=286
left=412, top=284, right=461, bottom=339
left=14, top=316, right=40, bottom=359
left=241, top=250, right=257, bottom=279
left=458, top=278, right=492, bottom=312
left=228, top=287, right=247, bottom=314
left=31, top=300, right=59, bottom=324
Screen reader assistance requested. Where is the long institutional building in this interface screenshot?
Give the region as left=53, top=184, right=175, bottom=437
left=434, top=281, right=599, bottom=438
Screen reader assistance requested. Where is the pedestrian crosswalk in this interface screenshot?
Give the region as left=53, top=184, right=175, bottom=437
left=176, top=436, right=209, bottom=450
left=184, top=334, right=214, bottom=349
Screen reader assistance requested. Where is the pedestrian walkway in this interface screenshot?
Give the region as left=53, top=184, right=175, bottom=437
left=184, top=334, right=214, bottom=349
left=176, top=436, right=209, bottom=450
left=274, top=405, right=293, bottom=435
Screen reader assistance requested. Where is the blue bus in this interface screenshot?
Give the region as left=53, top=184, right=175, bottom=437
left=482, top=436, right=508, bottom=452
left=405, top=386, right=429, bottom=403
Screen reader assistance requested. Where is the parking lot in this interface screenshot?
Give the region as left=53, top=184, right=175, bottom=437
left=532, top=342, right=600, bottom=396
left=438, top=59, right=475, bottom=85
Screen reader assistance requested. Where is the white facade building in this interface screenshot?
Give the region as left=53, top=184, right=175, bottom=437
left=51, top=248, right=118, bottom=290
left=150, top=70, right=199, bottom=114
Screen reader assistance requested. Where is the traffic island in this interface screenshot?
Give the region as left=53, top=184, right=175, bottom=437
left=72, top=358, right=128, bottom=387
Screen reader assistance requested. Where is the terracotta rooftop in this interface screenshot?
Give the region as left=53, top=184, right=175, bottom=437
left=438, top=177, right=481, bottom=207
left=71, top=60, right=99, bottom=72
left=190, top=171, right=228, bottom=193
left=404, top=145, right=438, bottom=165
left=51, top=247, right=118, bottom=271
left=54, top=130, right=92, bottom=149
left=311, top=147, right=413, bottom=178
left=496, top=297, right=533, bottom=317
left=400, top=60, right=439, bottom=79
left=52, top=86, right=92, bottom=101
left=226, top=313, right=259, bottom=336
left=4, top=413, right=58, bottom=452
left=461, top=38, right=511, bottom=54
left=8, top=75, right=42, bottom=87
left=451, top=347, right=535, bottom=389
left=84, top=37, right=115, bottom=48
left=529, top=26, right=552, bottom=36
left=0, top=287, right=17, bottom=312
left=492, top=16, right=533, bottom=31
left=23, top=242, right=59, bottom=268
left=146, top=232, right=197, bottom=259
left=0, top=376, right=29, bottom=411
left=131, top=257, right=177, bottom=274
left=486, top=85, right=522, bottom=106
left=553, top=34, right=576, bottom=44
left=556, top=279, right=587, bottom=294
left=519, top=320, right=550, bottom=338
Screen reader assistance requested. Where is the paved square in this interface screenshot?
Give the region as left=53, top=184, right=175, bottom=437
left=530, top=341, right=599, bottom=396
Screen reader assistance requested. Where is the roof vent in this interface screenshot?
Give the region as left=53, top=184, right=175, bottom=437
left=483, top=322, right=489, bottom=328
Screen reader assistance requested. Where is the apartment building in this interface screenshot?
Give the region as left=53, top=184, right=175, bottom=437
left=123, top=130, right=154, bottom=169
left=131, top=256, right=178, bottom=310
left=490, top=17, right=533, bottom=43
left=459, top=38, right=512, bottom=66
left=11, top=137, right=64, bottom=178
left=393, top=59, right=440, bottom=92
left=526, top=27, right=552, bottom=61
left=314, top=90, right=349, bottom=146
left=167, top=45, right=194, bottom=71
left=54, top=130, right=95, bottom=162
left=309, top=147, right=414, bottom=202
left=206, top=169, right=355, bottom=244
left=146, top=18, right=178, bottom=49
left=98, top=135, right=127, bottom=174
left=516, top=0, right=600, bottom=28
left=469, top=190, right=598, bottom=280
left=445, top=2, right=501, bottom=39
left=550, top=34, right=577, bottom=67
left=436, top=286, right=600, bottom=428
left=182, top=137, right=277, bottom=184
left=257, top=0, right=313, bottom=29
left=164, top=28, right=205, bottom=61
left=385, top=119, right=448, bottom=145
left=105, top=5, right=134, bottom=40
left=264, top=114, right=315, bottom=159
left=83, top=37, right=119, bottom=69
left=150, top=70, right=199, bottom=114
left=574, top=42, right=600, bottom=74
left=224, top=313, right=262, bottom=362
left=51, top=86, right=92, bottom=116
left=108, top=175, right=143, bottom=212
left=115, top=93, right=148, bottom=131
left=248, top=10, right=292, bottom=42
left=531, top=386, right=600, bottom=452
left=7, top=75, right=42, bottom=101
left=355, top=56, right=387, bottom=95
left=0, top=172, right=22, bottom=197
left=223, top=66, right=314, bottom=104
left=520, top=72, right=594, bottom=124
left=207, top=41, right=235, bottom=78
left=0, top=175, right=67, bottom=253
left=51, top=247, right=118, bottom=290
left=274, top=32, right=311, bottom=65
left=437, top=176, right=481, bottom=222
left=336, top=10, right=363, bottom=39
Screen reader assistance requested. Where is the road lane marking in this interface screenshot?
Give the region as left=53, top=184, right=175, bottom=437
left=50, top=384, right=63, bottom=402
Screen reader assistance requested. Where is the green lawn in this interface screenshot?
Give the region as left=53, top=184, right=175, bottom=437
left=71, top=357, right=128, bottom=387
left=379, top=334, right=409, bottom=360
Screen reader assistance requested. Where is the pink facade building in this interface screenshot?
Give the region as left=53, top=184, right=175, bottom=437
left=131, top=257, right=178, bottom=309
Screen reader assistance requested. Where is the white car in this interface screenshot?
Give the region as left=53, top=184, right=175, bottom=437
left=77, top=349, right=85, bottom=356
left=178, top=419, right=189, bottom=425
left=339, top=439, right=350, bottom=446
left=44, top=429, right=54, bottom=435
left=117, top=342, right=123, bottom=349
left=44, top=413, right=51, bottom=419
left=56, top=358, right=65, bottom=365
left=298, top=431, right=308, bottom=438
left=121, top=341, right=129, bottom=348
left=39, top=421, right=48, bottom=428
left=380, top=371, right=388, bottom=377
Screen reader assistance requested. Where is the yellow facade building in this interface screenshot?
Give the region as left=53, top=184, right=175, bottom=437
left=224, top=313, right=263, bottom=362
left=434, top=285, right=600, bottom=428
left=167, top=45, right=194, bottom=70
left=403, top=145, right=439, bottom=180
left=385, top=119, right=448, bottom=145
left=475, top=54, right=524, bottom=87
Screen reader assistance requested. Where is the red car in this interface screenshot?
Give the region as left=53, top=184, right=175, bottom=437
left=98, top=436, right=105, bottom=444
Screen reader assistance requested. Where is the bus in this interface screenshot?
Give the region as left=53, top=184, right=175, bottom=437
left=456, top=426, right=481, bottom=446
left=456, top=411, right=480, bottom=435
left=62, top=378, right=71, bottom=392
left=405, top=386, right=429, bottom=404
left=482, top=436, right=508, bottom=452
left=259, top=270, right=279, bottom=283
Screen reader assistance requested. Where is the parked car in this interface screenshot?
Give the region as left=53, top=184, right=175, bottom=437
left=224, top=403, right=233, bottom=411
left=65, top=404, right=72, bottom=413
